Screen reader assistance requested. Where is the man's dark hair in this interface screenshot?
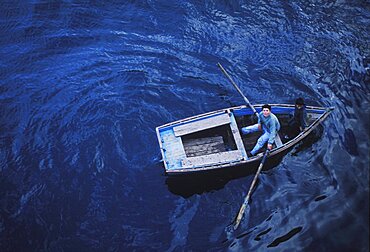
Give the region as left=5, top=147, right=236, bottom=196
left=295, top=97, right=304, bottom=105
left=262, top=104, right=271, bottom=110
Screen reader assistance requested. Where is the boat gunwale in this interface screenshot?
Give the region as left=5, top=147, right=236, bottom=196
left=156, top=104, right=329, bottom=131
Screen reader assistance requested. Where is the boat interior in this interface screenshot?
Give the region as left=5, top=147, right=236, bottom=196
left=181, top=110, right=319, bottom=158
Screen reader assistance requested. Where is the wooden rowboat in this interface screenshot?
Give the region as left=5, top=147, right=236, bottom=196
left=156, top=104, right=333, bottom=175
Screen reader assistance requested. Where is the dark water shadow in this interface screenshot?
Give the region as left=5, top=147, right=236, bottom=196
left=165, top=125, right=324, bottom=198
left=267, top=226, right=303, bottom=248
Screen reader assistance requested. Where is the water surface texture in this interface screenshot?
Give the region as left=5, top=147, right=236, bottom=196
left=1, top=1, right=369, bottom=251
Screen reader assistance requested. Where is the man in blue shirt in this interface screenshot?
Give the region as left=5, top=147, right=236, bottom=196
left=241, top=104, right=281, bottom=156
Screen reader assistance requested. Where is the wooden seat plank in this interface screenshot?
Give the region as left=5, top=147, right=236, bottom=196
left=174, top=113, right=230, bottom=137
left=181, top=150, right=243, bottom=168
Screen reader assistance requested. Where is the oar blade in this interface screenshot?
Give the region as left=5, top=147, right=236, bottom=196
left=233, top=150, right=270, bottom=230
left=234, top=203, right=248, bottom=230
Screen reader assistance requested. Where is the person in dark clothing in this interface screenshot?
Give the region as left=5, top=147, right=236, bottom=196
left=288, top=97, right=307, bottom=137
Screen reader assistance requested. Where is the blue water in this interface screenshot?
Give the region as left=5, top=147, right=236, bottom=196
left=0, top=1, right=369, bottom=251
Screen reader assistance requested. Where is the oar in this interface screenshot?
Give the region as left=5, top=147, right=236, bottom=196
left=234, top=149, right=270, bottom=230
left=217, top=62, right=258, bottom=116
left=217, top=62, right=270, bottom=230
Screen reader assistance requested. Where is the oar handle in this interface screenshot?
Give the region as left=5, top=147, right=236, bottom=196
left=217, top=62, right=258, bottom=116
left=234, top=149, right=270, bottom=229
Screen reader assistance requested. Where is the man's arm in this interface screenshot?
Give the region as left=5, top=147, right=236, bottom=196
left=267, top=116, right=280, bottom=149
left=267, top=122, right=277, bottom=145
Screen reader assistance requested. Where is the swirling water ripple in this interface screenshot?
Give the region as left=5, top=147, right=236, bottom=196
left=0, top=1, right=369, bottom=251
